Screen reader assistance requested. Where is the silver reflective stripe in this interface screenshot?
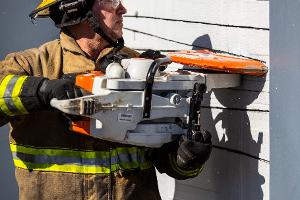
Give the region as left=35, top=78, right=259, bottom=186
left=114, top=152, right=137, bottom=163
left=12, top=152, right=111, bottom=166
left=4, top=98, right=19, bottom=113
left=3, top=76, right=20, bottom=113
left=12, top=152, right=143, bottom=167
left=3, top=76, right=19, bottom=97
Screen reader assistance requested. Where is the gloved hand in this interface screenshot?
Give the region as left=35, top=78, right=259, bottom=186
left=139, top=49, right=166, bottom=60
left=38, top=79, right=83, bottom=108
left=176, top=130, right=212, bottom=169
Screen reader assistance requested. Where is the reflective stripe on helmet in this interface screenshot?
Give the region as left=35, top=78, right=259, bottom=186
left=0, top=75, right=29, bottom=116
left=10, top=144, right=153, bottom=174
left=30, top=0, right=64, bottom=18
left=36, top=0, right=57, bottom=9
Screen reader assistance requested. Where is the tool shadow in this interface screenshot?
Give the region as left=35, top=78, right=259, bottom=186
left=173, top=34, right=267, bottom=200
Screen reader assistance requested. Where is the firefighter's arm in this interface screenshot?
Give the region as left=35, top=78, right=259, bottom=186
left=0, top=53, right=29, bottom=124
left=151, top=131, right=212, bottom=180
left=0, top=51, right=82, bottom=119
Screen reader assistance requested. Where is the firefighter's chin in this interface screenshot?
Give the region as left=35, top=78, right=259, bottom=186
left=109, top=29, right=123, bottom=41
left=112, top=22, right=123, bottom=39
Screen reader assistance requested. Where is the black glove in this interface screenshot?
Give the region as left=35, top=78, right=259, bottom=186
left=37, top=79, right=83, bottom=108
left=139, top=49, right=165, bottom=60
left=176, top=130, right=212, bottom=169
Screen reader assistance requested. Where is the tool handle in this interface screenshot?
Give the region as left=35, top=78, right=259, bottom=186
left=142, top=56, right=172, bottom=118
left=186, top=83, right=206, bottom=140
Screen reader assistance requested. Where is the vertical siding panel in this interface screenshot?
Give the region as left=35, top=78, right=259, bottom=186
left=126, top=0, right=270, bottom=199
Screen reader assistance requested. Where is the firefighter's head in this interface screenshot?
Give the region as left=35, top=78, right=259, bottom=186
left=92, top=0, right=126, bottom=41
left=30, top=0, right=126, bottom=47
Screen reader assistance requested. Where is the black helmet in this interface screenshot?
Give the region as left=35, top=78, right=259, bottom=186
left=30, top=0, right=124, bottom=47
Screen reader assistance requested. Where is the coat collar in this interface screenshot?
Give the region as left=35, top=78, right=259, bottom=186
left=60, top=30, right=117, bottom=73
left=60, top=30, right=115, bottom=63
left=60, top=30, right=87, bottom=57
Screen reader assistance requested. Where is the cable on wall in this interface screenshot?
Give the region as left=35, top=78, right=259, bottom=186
left=124, top=27, right=267, bottom=63
left=212, top=144, right=270, bottom=163
left=124, top=15, right=270, bottom=31
left=124, top=11, right=269, bottom=164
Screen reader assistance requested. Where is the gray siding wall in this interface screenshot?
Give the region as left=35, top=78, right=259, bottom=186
left=123, top=0, right=270, bottom=199
left=270, top=0, right=300, bottom=199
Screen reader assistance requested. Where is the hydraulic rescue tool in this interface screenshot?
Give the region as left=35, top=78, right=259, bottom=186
left=50, top=50, right=267, bottom=147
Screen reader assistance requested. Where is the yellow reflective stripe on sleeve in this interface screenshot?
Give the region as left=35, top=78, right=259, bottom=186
left=0, top=75, right=14, bottom=96
left=168, top=154, right=202, bottom=177
left=0, top=99, right=13, bottom=116
left=11, top=76, right=28, bottom=114
left=0, top=75, right=29, bottom=116
left=0, top=75, right=15, bottom=116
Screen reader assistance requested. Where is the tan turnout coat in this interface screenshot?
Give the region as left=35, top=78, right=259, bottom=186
left=0, top=31, right=201, bottom=200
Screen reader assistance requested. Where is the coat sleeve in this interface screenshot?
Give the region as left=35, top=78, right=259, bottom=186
left=0, top=49, right=44, bottom=126
left=150, top=139, right=203, bottom=180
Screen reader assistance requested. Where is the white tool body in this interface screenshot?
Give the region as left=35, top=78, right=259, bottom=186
left=51, top=57, right=241, bottom=147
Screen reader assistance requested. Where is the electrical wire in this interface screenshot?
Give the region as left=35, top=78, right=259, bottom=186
left=125, top=15, right=269, bottom=163
left=212, top=144, right=270, bottom=163
left=124, top=27, right=266, bottom=63
left=124, top=15, right=270, bottom=31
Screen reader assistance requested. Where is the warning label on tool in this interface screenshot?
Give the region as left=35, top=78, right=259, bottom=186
left=118, top=113, right=134, bottom=122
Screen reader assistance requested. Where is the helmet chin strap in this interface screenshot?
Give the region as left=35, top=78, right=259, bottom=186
left=86, top=10, right=124, bottom=49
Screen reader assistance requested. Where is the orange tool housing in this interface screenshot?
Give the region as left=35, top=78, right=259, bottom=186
left=167, top=50, right=267, bottom=76
left=70, top=71, right=105, bottom=135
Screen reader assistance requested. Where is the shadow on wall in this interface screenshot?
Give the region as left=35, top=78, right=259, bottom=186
left=173, top=35, right=266, bottom=200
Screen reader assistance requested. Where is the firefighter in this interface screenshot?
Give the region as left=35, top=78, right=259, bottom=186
left=0, top=0, right=212, bottom=199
